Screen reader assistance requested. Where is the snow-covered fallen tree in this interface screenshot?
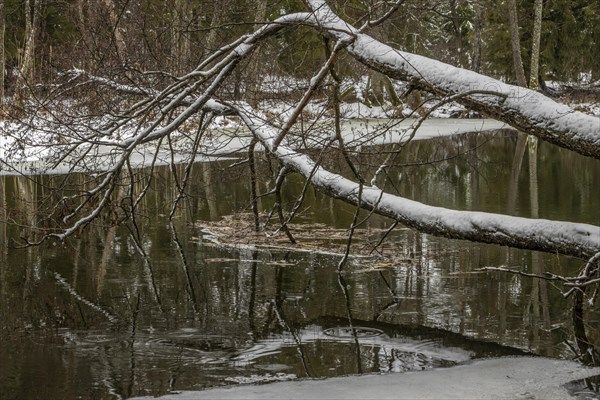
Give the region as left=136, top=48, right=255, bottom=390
left=6, top=3, right=600, bottom=264
left=235, top=105, right=600, bottom=259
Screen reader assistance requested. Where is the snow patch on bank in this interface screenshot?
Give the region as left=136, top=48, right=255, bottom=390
left=0, top=116, right=508, bottom=176
left=131, top=357, right=600, bottom=400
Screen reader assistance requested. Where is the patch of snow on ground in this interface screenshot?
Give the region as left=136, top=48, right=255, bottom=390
left=0, top=116, right=508, bottom=176
left=130, top=357, right=600, bottom=400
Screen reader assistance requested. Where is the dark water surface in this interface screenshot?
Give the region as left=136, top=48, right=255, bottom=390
left=0, top=130, right=599, bottom=399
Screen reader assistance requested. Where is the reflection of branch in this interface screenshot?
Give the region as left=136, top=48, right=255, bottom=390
left=371, top=90, right=507, bottom=187
left=169, top=112, right=213, bottom=219
left=337, top=271, right=363, bottom=374
left=54, top=272, right=118, bottom=323
left=169, top=222, right=199, bottom=315
left=248, top=138, right=260, bottom=232
left=247, top=250, right=259, bottom=339
left=127, top=290, right=141, bottom=398
left=479, top=266, right=570, bottom=283
left=374, top=271, right=403, bottom=321
left=369, top=220, right=399, bottom=256
left=338, top=183, right=363, bottom=273
left=484, top=254, right=600, bottom=365
left=273, top=267, right=312, bottom=377
left=98, top=344, right=125, bottom=400
left=127, top=228, right=165, bottom=313
left=273, top=165, right=296, bottom=244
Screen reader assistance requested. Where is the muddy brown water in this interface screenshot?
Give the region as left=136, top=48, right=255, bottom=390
left=0, top=130, right=599, bottom=399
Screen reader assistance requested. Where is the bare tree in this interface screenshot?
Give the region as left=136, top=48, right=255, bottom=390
left=102, top=0, right=128, bottom=65
left=5, top=0, right=597, bottom=245
left=507, top=0, right=527, bottom=87
left=14, top=0, right=44, bottom=107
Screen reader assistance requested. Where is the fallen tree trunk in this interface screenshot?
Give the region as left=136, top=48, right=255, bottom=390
left=232, top=103, right=600, bottom=260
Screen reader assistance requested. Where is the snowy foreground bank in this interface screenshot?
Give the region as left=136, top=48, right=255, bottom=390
left=132, top=357, right=599, bottom=400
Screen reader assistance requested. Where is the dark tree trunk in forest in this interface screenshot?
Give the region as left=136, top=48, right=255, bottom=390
left=472, top=0, right=483, bottom=73
left=14, top=0, right=43, bottom=106
left=102, top=0, right=127, bottom=65
left=171, top=0, right=191, bottom=74
left=529, top=0, right=543, bottom=88
left=0, top=0, right=4, bottom=103
left=507, top=0, right=527, bottom=86
left=245, top=0, right=269, bottom=107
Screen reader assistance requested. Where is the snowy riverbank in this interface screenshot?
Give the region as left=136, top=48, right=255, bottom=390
left=0, top=117, right=509, bottom=176
left=131, top=357, right=600, bottom=400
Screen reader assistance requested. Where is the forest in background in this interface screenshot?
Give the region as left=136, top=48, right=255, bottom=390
left=0, top=0, right=599, bottom=108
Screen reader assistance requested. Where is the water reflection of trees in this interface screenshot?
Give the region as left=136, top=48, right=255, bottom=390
left=0, top=131, right=599, bottom=397
left=504, top=132, right=598, bottom=364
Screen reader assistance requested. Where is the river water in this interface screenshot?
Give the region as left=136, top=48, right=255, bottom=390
left=0, top=128, right=599, bottom=399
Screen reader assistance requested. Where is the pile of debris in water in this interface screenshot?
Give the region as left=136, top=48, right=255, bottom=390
left=194, top=212, right=417, bottom=270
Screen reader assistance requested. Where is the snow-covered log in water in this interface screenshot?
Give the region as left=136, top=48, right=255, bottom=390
left=232, top=104, right=600, bottom=259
